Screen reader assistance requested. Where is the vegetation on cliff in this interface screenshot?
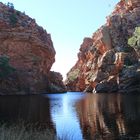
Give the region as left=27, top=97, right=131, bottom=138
left=128, top=27, right=140, bottom=49
left=0, top=56, right=15, bottom=79
left=67, top=69, right=80, bottom=82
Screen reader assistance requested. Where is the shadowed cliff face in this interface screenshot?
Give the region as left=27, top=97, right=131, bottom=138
left=0, top=2, right=66, bottom=94
left=66, top=0, right=140, bottom=93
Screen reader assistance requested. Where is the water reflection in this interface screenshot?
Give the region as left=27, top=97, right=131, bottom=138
left=0, top=95, right=54, bottom=130
left=76, top=93, right=140, bottom=140
left=0, top=93, right=140, bottom=140
left=46, top=92, right=85, bottom=140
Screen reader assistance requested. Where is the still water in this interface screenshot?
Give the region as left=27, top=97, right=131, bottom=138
left=0, top=92, right=140, bottom=140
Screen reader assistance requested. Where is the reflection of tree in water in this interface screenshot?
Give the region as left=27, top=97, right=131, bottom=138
left=76, top=94, right=140, bottom=140
left=0, top=95, right=55, bottom=131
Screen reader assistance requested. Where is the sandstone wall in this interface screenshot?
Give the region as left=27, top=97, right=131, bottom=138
left=66, top=0, right=140, bottom=93
left=0, top=2, right=66, bottom=94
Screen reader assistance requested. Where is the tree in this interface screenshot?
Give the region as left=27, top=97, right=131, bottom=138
left=7, top=2, right=14, bottom=9
left=0, top=56, right=15, bottom=79
left=9, top=13, right=18, bottom=27
left=128, top=27, right=140, bottom=49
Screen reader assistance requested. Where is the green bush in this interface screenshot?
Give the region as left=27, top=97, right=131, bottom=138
left=9, top=13, right=18, bottom=27
left=68, top=69, right=80, bottom=82
left=7, top=2, right=18, bottom=26
left=16, top=11, right=21, bottom=16
left=128, top=27, right=140, bottom=49
left=0, top=56, right=15, bottom=79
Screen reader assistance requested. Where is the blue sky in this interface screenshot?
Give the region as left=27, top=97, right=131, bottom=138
left=1, top=0, right=119, bottom=79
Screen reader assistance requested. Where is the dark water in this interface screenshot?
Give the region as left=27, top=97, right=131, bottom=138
left=0, top=92, right=140, bottom=140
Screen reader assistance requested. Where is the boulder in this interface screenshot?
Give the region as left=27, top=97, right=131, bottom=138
left=118, top=65, right=140, bottom=93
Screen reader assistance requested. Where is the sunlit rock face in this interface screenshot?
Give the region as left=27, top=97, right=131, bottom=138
left=66, top=0, right=140, bottom=93
left=0, top=2, right=66, bottom=94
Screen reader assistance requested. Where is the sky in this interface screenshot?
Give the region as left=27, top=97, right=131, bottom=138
left=1, top=0, right=119, bottom=79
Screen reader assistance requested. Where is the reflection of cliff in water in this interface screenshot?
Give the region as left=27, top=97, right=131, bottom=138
left=76, top=94, right=140, bottom=140
left=0, top=95, right=54, bottom=130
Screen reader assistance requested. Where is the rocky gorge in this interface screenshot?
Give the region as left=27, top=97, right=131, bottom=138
left=0, top=2, right=66, bottom=95
left=66, top=0, right=140, bottom=93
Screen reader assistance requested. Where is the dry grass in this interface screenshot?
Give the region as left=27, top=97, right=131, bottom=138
left=0, top=123, right=57, bottom=140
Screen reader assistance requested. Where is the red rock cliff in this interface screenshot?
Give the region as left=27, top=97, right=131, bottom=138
left=0, top=2, right=66, bottom=94
left=66, top=0, right=140, bottom=93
